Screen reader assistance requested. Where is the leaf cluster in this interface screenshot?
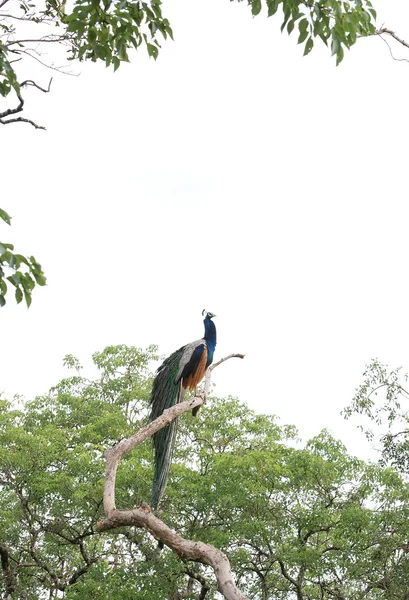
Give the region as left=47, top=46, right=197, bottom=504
left=0, top=208, right=46, bottom=307
left=0, top=0, right=379, bottom=127
left=344, top=358, right=409, bottom=471
left=65, top=0, right=173, bottom=67
left=242, top=0, right=376, bottom=64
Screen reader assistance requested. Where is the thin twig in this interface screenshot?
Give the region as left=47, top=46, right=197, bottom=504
left=377, top=33, right=409, bottom=63
left=376, top=28, right=409, bottom=50
left=0, top=78, right=52, bottom=129
left=0, top=13, right=55, bottom=22
left=17, top=48, right=77, bottom=75
left=6, top=34, right=71, bottom=47
left=21, top=77, right=53, bottom=93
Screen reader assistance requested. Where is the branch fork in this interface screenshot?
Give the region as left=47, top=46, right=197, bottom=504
left=98, top=352, right=247, bottom=600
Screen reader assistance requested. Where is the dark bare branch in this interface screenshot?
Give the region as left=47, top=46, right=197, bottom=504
left=21, top=77, right=53, bottom=93
left=0, top=77, right=52, bottom=129
left=0, top=92, right=23, bottom=119
left=0, top=545, right=16, bottom=597
left=278, top=559, right=298, bottom=589
left=185, top=569, right=210, bottom=600
left=0, top=115, right=46, bottom=129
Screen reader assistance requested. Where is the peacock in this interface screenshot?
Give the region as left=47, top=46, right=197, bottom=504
left=149, top=310, right=217, bottom=509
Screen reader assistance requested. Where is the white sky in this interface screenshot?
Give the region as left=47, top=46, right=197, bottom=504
left=1, top=0, right=409, bottom=459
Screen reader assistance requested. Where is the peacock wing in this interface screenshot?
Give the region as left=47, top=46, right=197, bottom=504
left=175, top=339, right=208, bottom=391
left=149, top=346, right=185, bottom=421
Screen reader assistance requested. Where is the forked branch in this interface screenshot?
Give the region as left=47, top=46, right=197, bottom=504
left=0, top=77, right=52, bottom=129
left=98, top=353, right=247, bottom=600
left=376, top=28, right=409, bottom=51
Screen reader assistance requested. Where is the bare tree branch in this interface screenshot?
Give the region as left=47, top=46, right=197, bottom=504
left=6, top=34, right=71, bottom=47
left=14, top=48, right=76, bottom=75
left=185, top=568, right=210, bottom=600
left=376, top=28, right=409, bottom=50
left=98, top=353, right=247, bottom=600
left=0, top=77, right=52, bottom=129
left=0, top=115, right=46, bottom=129
left=21, top=77, right=53, bottom=93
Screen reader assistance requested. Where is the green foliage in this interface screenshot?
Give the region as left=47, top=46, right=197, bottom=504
left=240, top=0, right=376, bottom=64
left=344, top=358, right=409, bottom=470
left=1, top=345, right=409, bottom=599
left=0, top=208, right=46, bottom=307
left=0, top=0, right=378, bottom=121
left=0, top=345, right=157, bottom=598
left=64, top=0, right=173, bottom=67
left=0, top=42, right=19, bottom=97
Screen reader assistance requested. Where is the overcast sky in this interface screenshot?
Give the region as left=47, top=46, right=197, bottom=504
left=1, top=0, right=409, bottom=459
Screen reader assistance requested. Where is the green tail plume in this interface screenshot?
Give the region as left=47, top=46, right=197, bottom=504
left=149, top=347, right=184, bottom=509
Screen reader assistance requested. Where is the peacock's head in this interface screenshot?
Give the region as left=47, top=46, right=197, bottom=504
left=202, top=309, right=216, bottom=320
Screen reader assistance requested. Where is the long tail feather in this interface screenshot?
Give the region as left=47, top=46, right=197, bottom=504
left=149, top=347, right=185, bottom=509
left=150, top=417, right=178, bottom=510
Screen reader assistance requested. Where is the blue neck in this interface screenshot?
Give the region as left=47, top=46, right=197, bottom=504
left=203, top=316, right=217, bottom=357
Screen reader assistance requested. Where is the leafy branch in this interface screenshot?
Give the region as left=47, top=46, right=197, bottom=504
left=0, top=208, right=46, bottom=307
left=1, top=0, right=408, bottom=128
left=0, top=0, right=173, bottom=127
left=241, top=0, right=377, bottom=65
left=343, top=358, right=409, bottom=469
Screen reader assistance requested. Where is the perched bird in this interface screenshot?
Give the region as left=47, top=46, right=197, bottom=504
left=149, top=310, right=217, bottom=509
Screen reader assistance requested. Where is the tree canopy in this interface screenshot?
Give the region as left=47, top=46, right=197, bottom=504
left=1, top=345, right=409, bottom=599
left=0, top=0, right=381, bottom=129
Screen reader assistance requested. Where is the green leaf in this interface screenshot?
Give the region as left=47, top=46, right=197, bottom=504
left=266, top=0, right=279, bottom=17
left=298, top=30, right=309, bottom=44
left=298, top=18, right=308, bottom=33
left=280, top=17, right=290, bottom=33
left=7, top=253, right=16, bottom=269
left=164, top=22, right=174, bottom=40
left=14, top=253, right=29, bottom=268
left=251, top=0, right=262, bottom=16
left=336, top=45, right=344, bottom=65
left=0, top=294, right=5, bottom=307
left=15, top=286, right=23, bottom=304
left=7, top=273, right=21, bottom=287
left=113, top=56, right=120, bottom=71
left=304, top=37, right=314, bottom=55
left=146, top=43, right=158, bottom=59
left=22, top=273, right=35, bottom=291
left=0, top=208, right=11, bottom=225
left=33, top=273, right=47, bottom=286
left=24, top=288, right=32, bottom=308
left=66, top=19, right=82, bottom=33
left=331, top=37, right=339, bottom=55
